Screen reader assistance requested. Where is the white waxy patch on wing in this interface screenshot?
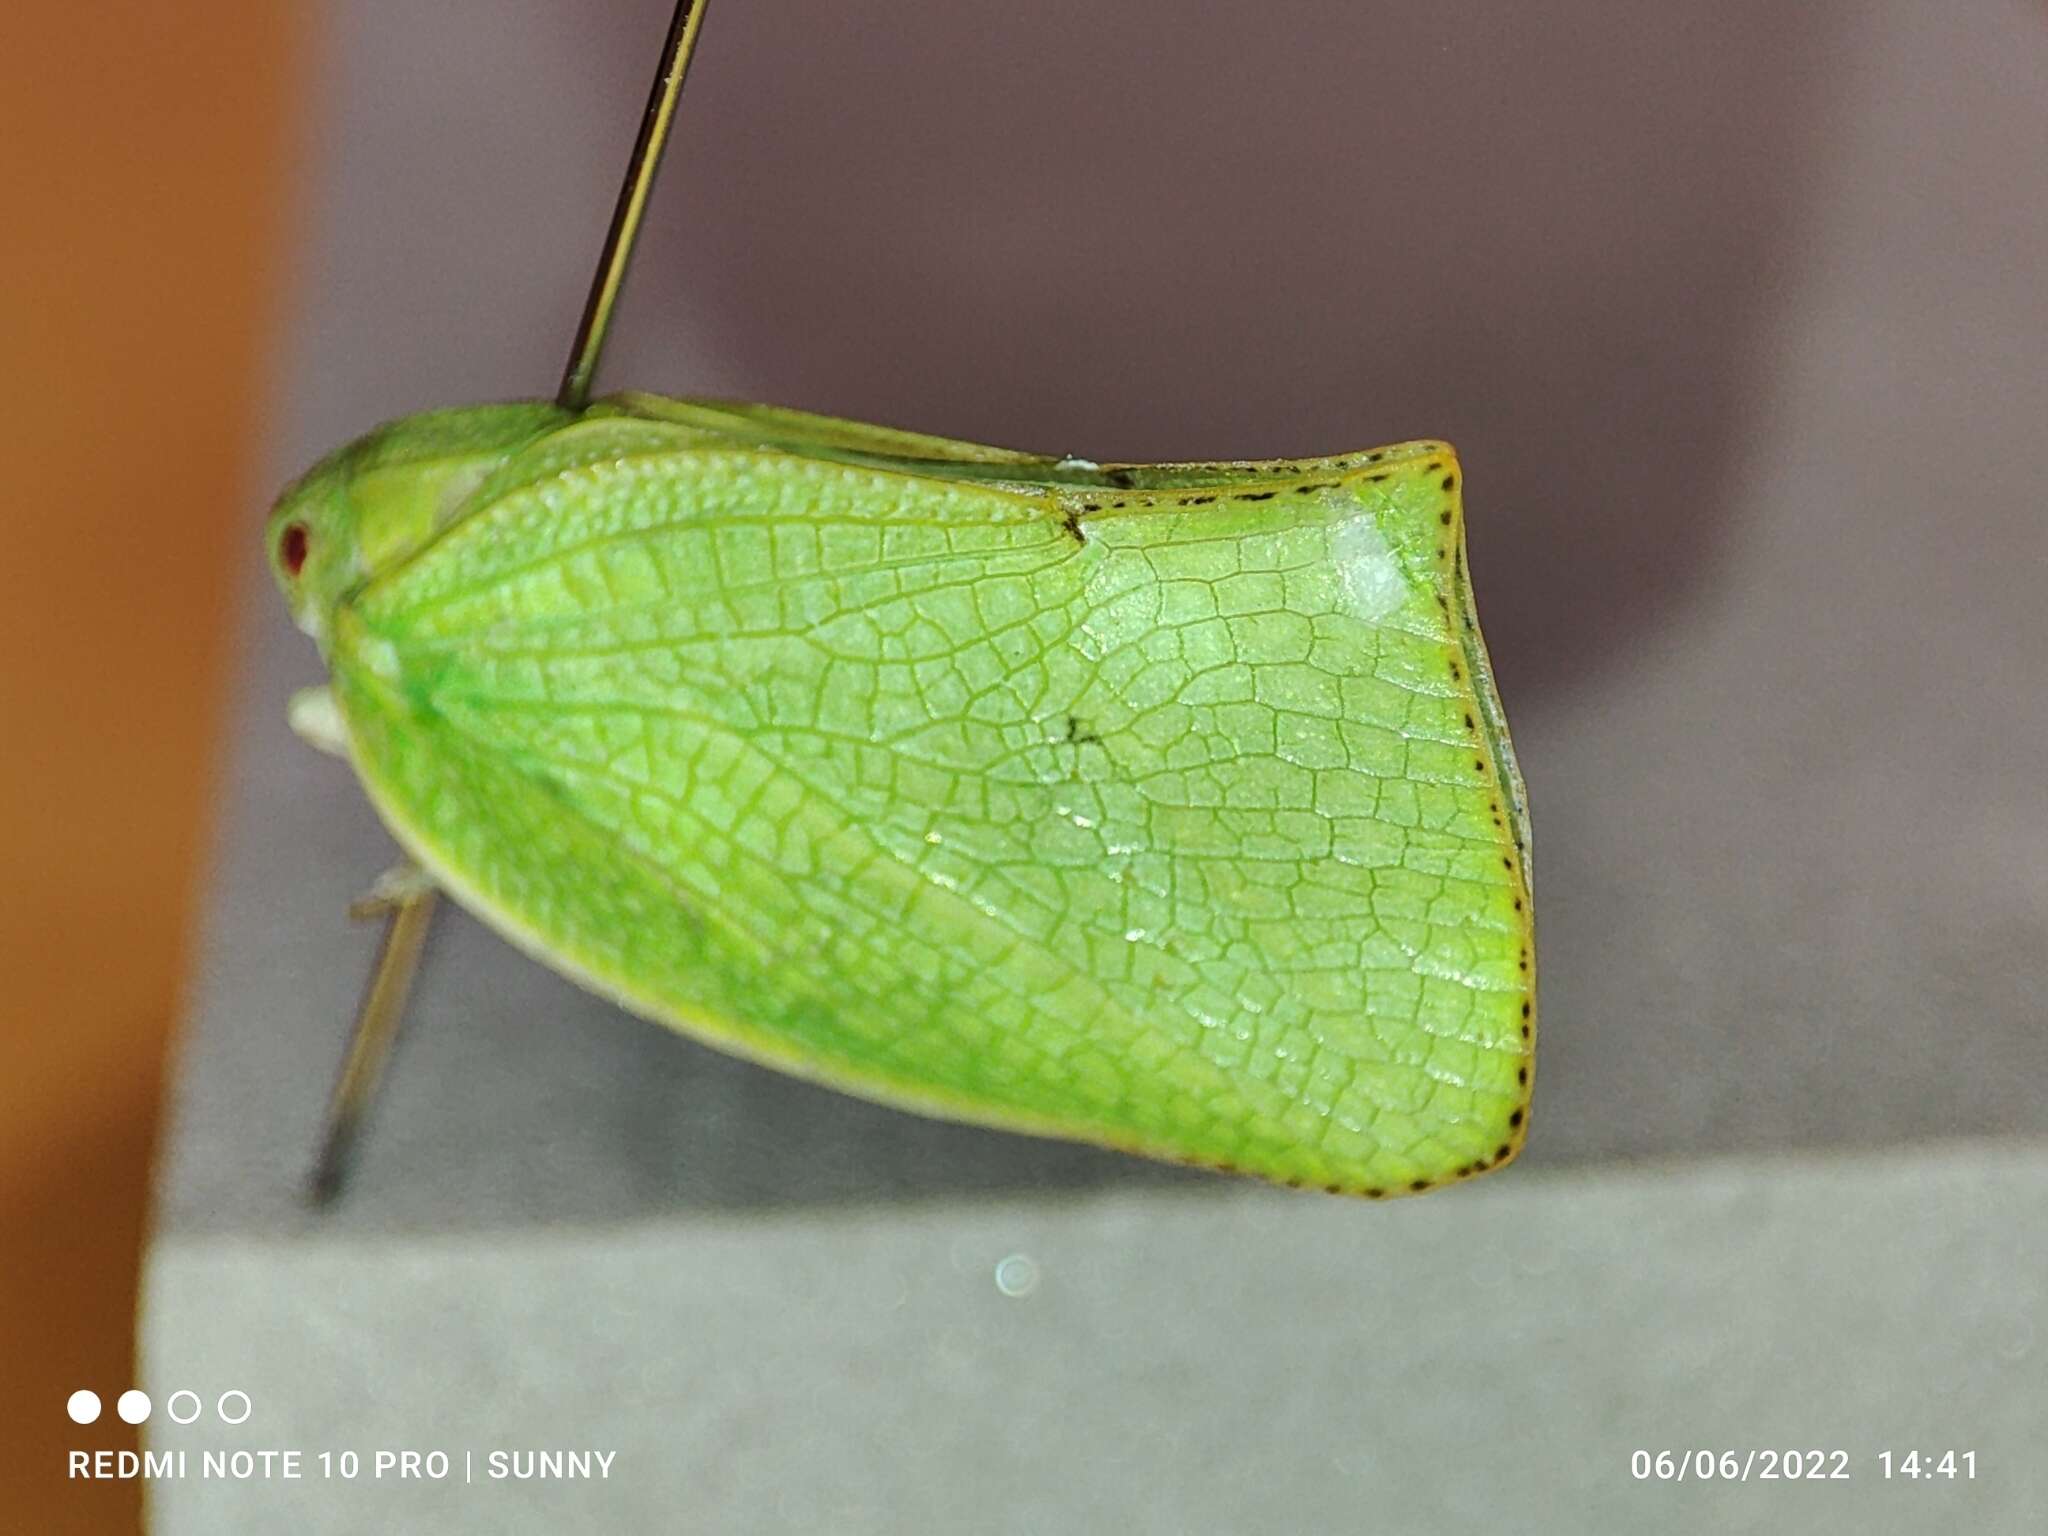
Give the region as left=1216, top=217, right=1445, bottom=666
left=1330, top=505, right=1408, bottom=622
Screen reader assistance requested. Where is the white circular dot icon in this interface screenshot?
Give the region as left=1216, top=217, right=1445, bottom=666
left=117, top=1390, right=152, bottom=1425
left=66, top=1390, right=102, bottom=1425
left=166, top=1391, right=201, bottom=1425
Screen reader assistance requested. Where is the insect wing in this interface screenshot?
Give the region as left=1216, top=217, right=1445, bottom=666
left=335, top=422, right=1534, bottom=1193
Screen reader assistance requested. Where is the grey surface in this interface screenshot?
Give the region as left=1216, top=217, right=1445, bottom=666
left=148, top=1145, right=2048, bottom=1534
left=151, top=0, right=2048, bottom=1529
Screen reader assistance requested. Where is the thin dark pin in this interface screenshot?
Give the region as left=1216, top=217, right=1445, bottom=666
left=559, top=0, right=715, bottom=412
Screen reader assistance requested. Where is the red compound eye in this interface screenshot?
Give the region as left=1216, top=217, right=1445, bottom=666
left=280, top=522, right=310, bottom=578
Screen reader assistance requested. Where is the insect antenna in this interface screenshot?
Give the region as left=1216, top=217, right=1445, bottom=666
left=308, top=0, right=715, bottom=1204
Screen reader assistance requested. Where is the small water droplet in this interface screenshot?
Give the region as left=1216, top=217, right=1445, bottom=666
left=993, top=1254, right=1040, bottom=1298
left=1998, top=1314, right=2035, bottom=1363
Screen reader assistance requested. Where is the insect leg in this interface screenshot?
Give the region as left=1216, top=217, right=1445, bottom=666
left=346, top=861, right=438, bottom=921
left=306, top=881, right=438, bottom=1206
left=287, top=685, right=347, bottom=757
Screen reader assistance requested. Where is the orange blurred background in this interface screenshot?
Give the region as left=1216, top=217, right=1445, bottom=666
left=1, top=7, right=302, bottom=1529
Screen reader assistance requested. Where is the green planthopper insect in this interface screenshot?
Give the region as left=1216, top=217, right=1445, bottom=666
left=271, top=1, right=1534, bottom=1202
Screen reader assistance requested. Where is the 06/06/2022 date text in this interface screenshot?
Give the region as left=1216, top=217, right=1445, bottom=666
left=1630, top=1450, right=1979, bottom=1482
